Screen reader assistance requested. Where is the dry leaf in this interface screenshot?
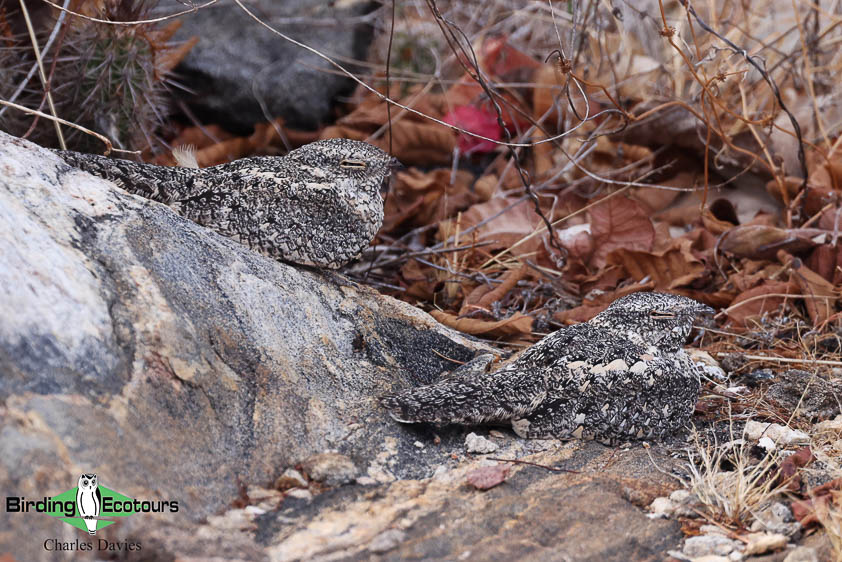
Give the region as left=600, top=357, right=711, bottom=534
left=466, top=465, right=509, bottom=490
left=607, top=237, right=706, bottom=290
left=725, top=280, right=798, bottom=327
left=430, top=310, right=533, bottom=337
left=554, top=282, right=655, bottom=324
left=451, top=197, right=544, bottom=257
left=461, top=265, right=528, bottom=315
left=718, top=225, right=826, bottom=259
left=384, top=168, right=477, bottom=232
left=443, top=105, right=502, bottom=155
left=774, top=446, right=813, bottom=492
left=791, top=477, right=842, bottom=527
left=589, top=196, right=655, bottom=268
left=784, top=255, right=838, bottom=326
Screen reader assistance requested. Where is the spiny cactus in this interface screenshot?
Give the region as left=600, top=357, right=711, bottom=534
left=0, top=0, right=193, bottom=154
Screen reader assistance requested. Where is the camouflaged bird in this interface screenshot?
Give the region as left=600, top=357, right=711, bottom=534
left=381, top=292, right=714, bottom=443
left=55, top=138, right=396, bottom=269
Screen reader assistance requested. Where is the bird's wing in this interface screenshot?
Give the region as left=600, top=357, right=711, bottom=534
left=380, top=326, right=589, bottom=425
left=515, top=337, right=699, bottom=442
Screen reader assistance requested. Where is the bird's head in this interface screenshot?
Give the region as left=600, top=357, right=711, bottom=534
left=287, top=138, right=399, bottom=202
left=589, top=292, right=714, bottom=352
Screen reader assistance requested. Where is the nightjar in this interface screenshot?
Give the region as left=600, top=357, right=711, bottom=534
left=381, top=292, right=714, bottom=443
left=55, top=138, right=397, bottom=268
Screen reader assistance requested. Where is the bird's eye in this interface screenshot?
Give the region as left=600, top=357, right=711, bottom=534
left=339, top=158, right=367, bottom=169
left=650, top=310, right=676, bottom=319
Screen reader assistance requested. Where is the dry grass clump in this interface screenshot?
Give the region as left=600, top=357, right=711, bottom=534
left=686, top=426, right=790, bottom=528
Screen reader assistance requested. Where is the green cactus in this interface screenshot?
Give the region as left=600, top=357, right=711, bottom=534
left=0, top=0, right=187, bottom=154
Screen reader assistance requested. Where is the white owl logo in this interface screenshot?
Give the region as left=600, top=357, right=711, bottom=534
left=76, top=473, right=102, bottom=535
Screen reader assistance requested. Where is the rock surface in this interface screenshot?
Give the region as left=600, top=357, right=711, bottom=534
left=160, top=0, right=377, bottom=132
left=0, top=131, right=687, bottom=560
left=767, top=370, right=842, bottom=420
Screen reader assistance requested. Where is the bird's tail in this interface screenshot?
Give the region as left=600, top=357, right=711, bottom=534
left=380, top=364, right=545, bottom=425
left=54, top=149, right=195, bottom=203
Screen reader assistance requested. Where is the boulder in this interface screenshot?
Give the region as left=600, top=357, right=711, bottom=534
left=160, top=0, right=378, bottom=132
left=0, top=131, right=686, bottom=560
left=0, top=131, right=483, bottom=559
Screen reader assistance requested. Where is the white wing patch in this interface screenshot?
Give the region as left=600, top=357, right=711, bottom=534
left=589, top=358, right=629, bottom=374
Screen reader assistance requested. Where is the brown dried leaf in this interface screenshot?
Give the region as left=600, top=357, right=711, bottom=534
left=466, top=465, right=509, bottom=490
left=791, top=477, right=842, bottom=527
left=195, top=137, right=255, bottom=167
left=632, top=172, right=686, bottom=213
left=249, top=120, right=319, bottom=151
left=531, top=64, right=564, bottom=178
left=827, top=157, right=842, bottom=190
left=451, top=197, right=544, bottom=257
left=606, top=237, right=705, bottom=290
left=322, top=119, right=455, bottom=166
left=554, top=282, right=655, bottom=325
left=461, top=265, right=527, bottom=316
left=155, top=35, right=198, bottom=76
left=701, top=206, right=736, bottom=235
left=725, top=280, right=799, bottom=327
left=589, top=196, right=655, bottom=268
left=474, top=175, right=498, bottom=201
left=719, top=225, right=826, bottom=259
left=786, top=256, right=838, bottom=326
left=774, top=446, right=813, bottom=492
left=384, top=168, right=477, bottom=232
left=430, top=310, right=533, bottom=337
left=557, top=223, right=595, bottom=264
left=805, top=244, right=837, bottom=283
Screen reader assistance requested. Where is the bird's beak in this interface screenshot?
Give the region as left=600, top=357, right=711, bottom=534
left=696, top=303, right=715, bottom=316
left=388, top=157, right=404, bottom=173
left=381, top=157, right=403, bottom=196
left=692, top=303, right=715, bottom=327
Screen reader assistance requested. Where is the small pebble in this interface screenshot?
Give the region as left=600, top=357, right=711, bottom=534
left=744, top=421, right=809, bottom=446
left=300, top=452, right=357, bottom=486
left=286, top=488, right=313, bottom=501
left=670, top=489, right=691, bottom=503
left=683, top=535, right=741, bottom=557
left=699, top=525, right=728, bottom=536
left=649, top=497, right=674, bottom=517
left=465, top=432, right=498, bottom=454
left=275, top=468, right=308, bottom=490
left=758, top=436, right=776, bottom=451
left=743, top=532, right=787, bottom=556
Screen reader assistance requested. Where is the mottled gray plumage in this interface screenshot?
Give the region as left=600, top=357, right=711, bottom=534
left=54, top=138, right=395, bottom=268
left=381, top=292, right=714, bottom=443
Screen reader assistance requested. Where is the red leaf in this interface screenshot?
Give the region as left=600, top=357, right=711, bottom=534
left=443, top=105, right=502, bottom=155
left=466, top=465, right=509, bottom=490
left=775, top=446, right=814, bottom=492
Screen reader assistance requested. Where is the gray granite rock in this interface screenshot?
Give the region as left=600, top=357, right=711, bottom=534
left=161, top=0, right=378, bottom=132
left=0, top=131, right=484, bottom=560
